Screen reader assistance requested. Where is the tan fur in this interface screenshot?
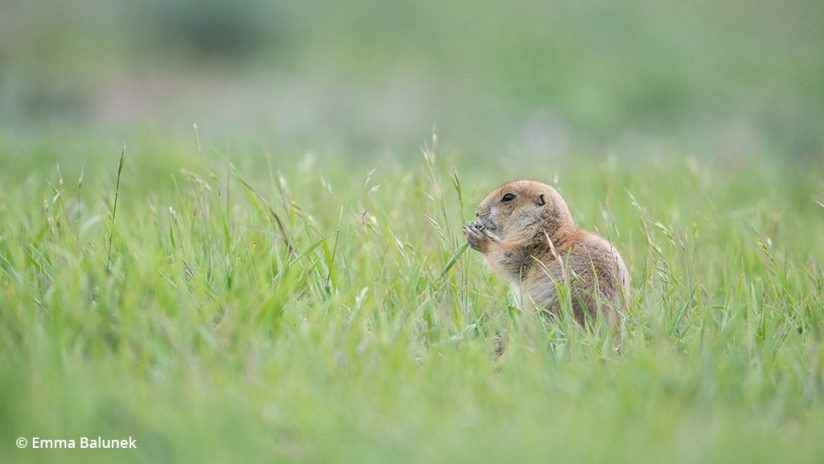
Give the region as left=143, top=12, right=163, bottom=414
left=464, top=180, right=630, bottom=324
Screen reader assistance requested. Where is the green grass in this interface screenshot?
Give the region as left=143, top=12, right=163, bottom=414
left=1, top=145, right=823, bottom=463
left=3, top=0, right=822, bottom=461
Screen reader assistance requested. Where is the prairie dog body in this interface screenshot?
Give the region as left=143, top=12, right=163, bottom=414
left=464, top=180, right=630, bottom=323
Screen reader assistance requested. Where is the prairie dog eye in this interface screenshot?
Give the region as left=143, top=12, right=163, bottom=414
left=501, top=193, right=516, bottom=202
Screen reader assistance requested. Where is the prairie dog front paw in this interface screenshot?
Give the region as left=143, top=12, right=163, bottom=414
left=464, top=221, right=492, bottom=252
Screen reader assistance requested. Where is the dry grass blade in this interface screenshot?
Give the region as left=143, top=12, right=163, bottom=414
left=229, top=163, right=296, bottom=257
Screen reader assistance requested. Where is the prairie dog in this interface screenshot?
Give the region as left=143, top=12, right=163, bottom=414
left=464, top=180, right=630, bottom=324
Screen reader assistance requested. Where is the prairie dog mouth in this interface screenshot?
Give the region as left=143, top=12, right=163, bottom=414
left=478, top=218, right=497, bottom=232
left=477, top=219, right=501, bottom=242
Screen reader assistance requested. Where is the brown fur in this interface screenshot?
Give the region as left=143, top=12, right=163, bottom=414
left=464, top=180, right=630, bottom=324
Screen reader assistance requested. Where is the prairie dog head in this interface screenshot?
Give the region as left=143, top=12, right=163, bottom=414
left=474, top=180, right=574, bottom=243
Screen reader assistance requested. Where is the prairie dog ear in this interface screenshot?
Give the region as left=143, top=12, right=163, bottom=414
left=536, top=193, right=546, bottom=206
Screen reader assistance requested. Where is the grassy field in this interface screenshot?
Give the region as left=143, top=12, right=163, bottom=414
left=2, top=0, right=824, bottom=462
left=1, top=141, right=822, bottom=463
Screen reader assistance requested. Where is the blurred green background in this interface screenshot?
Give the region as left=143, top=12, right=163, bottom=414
left=2, top=0, right=823, bottom=166
left=2, top=3, right=824, bottom=463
